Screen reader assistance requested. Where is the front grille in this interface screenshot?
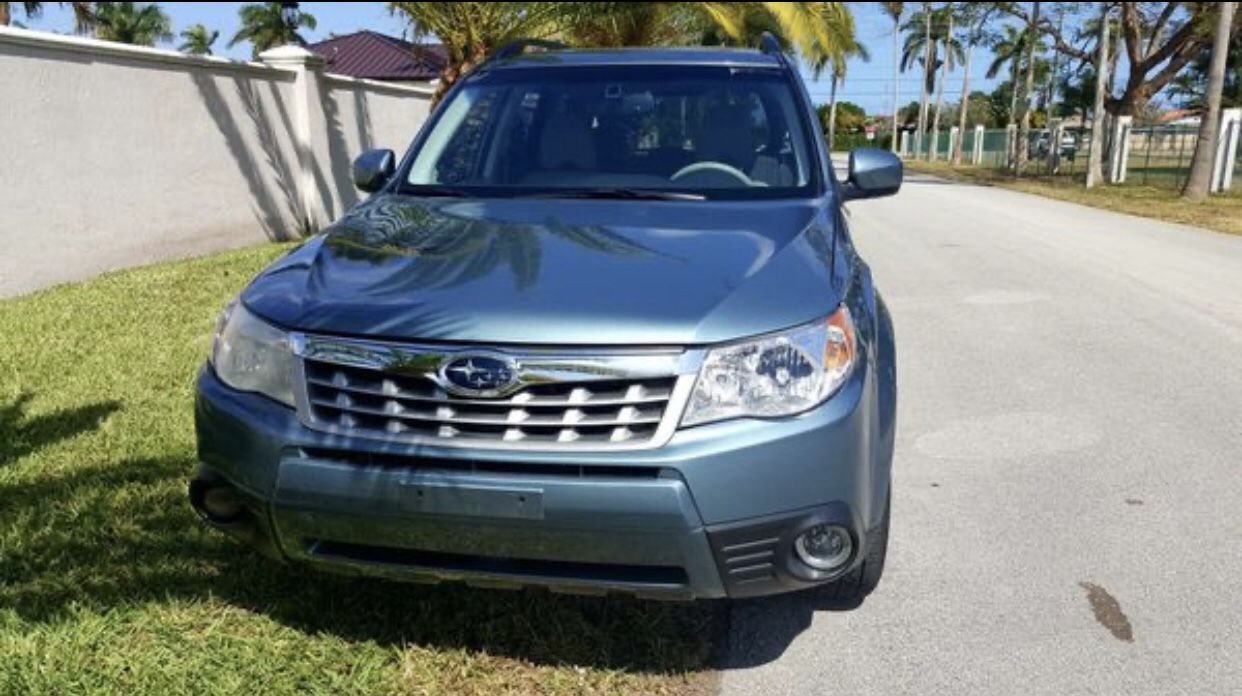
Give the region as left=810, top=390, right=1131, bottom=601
left=300, top=358, right=680, bottom=449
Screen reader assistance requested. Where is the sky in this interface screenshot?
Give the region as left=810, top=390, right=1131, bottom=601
left=18, top=1, right=1017, bottom=116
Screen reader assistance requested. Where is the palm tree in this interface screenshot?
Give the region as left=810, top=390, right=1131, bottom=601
left=1, top=1, right=93, bottom=29
left=93, top=2, right=171, bottom=46
left=179, top=23, right=219, bottom=56
left=952, top=3, right=998, bottom=165
left=881, top=2, right=903, bottom=152
left=0, top=2, right=40, bottom=26
left=928, top=5, right=955, bottom=160
left=388, top=3, right=569, bottom=105
left=559, top=2, right=698, bottom=48
left=1014, top=1, right=1042, bottom=176
left=813, top=39, right=869, bottom=153
left=1182, top=2, right=1236, bottom=199
left=390, top=2, right=863, bottom=107
left=901, top=3, right=961, bottom=159
left=986, top=25, right=1035, bottom=129
left=229, top=1, right=318, bottom=59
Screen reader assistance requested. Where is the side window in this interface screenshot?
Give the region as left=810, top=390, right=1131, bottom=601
left=434, top=89, right=499, bottom=184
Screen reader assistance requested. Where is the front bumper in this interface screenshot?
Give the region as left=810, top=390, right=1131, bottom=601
left=193, top=361, right=880, bottom=599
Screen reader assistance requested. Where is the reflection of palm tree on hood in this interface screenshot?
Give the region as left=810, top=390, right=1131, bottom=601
left=323, top=198, right=661, bottom=293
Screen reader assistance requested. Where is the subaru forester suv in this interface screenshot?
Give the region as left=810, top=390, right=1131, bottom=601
left=192, top=36, right=901, bottom=601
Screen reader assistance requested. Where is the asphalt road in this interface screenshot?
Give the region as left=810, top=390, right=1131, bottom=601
left=719, top=172, right=1242, bottom=694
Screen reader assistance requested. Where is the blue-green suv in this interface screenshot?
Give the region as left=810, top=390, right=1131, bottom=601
left=192, top=37, right=900, bottom=601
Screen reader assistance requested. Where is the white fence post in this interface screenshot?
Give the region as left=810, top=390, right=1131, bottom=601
left=259, top=44, right=328, bottom=234
left=1005, top=124, right=1017, bottom=168
left=900, top=130, right=910, bottom=157
left=1049, top=120, right=1064, bottom=172
left=948, top=126, right=959, bottom=163
left=1212, top=108, right=1241, bottom=192
left=972, top=125, right=985, bottom=164
left=1109, top=115, right=1133, bottom=184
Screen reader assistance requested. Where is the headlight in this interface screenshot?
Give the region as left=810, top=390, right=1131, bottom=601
left=210, top=301, right=296, bottom=407
left=682, top=306, right=856, bottom=426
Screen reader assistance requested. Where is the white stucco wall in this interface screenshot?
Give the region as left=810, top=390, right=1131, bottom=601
left=0, top=27, right=432, bottom=298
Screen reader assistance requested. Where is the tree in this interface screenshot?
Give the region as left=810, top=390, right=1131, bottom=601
left=1, top=1, right=93, bottom=29
left=907, top=2, right=933, bottom=158
left=952, top=3, right=998, bottom=164
left=881, top=2, right=904, bottom=152
left=814, top=37, right=869, bottom=155
left=179, top=23, right=219, bottom=56
left=1182, top=2, right=1236, bottom=199
left=1170, top=19, right=1241, bottom=110
left=558, top=2, right=698, bottom=47
left=93, top=2, right=171, bottom=46
left=1007, top=1, right=1224, bottom=118
left=987, top=24, right=1038, bottom=128
left=1085, top=2, right=1111, bottom=188
left=390, top=2, right=864, bottom=107
left=929, top=5, right=954, bottom=160
left=901, top=3, right=961, bottom=159
left=988, top=81, right=1015, bottom=126
left=1014, top=1, right=1042, bottom=176
left=230, top=1, right=318, bottom=59
left=0, top=2, right=41, bottom=26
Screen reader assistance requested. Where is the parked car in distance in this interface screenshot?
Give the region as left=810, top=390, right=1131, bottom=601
left=192, top=35, right=901, bottom=601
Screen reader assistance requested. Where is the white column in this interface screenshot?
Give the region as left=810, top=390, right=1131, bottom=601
left=948, top=126, right=959, bottom=163
left=1005, top=124, right=1018, bottom=168
left=1049, top=120, right=1064, bottom=172
left=1212, top=107, right=1241, bottom=192
left=260, top=44, right=328, bottom=235
left=899, top=130, right=910, bottom=157
left=972, top=125, right=985, bottom=165
left=1109, top=115, right=1133, bottom=184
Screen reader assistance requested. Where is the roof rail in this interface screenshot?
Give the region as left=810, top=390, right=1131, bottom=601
left=758, top=32, right=792, bottom=72
left=490, top=38, right=568, bottom=63
left=759, top=32, right=784, bottom=58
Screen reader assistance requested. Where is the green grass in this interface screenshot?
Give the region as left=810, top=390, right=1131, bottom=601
left=906, top=160, right=1242, bottom=236
left=0, top=247, right=720, bottom=696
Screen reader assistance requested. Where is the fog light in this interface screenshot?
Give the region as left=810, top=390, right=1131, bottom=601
left=202, top=485, right=243, bottom=521
left=794, top=524, right=852, bottom=571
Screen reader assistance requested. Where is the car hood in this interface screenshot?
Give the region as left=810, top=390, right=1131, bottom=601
left=242, top=195, right=842, bottom=346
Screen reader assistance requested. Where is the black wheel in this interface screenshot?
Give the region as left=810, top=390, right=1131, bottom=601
left=814, top=489, right=890, bottom=602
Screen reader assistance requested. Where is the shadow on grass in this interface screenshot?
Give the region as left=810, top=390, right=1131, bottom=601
left=0, top=454, right=737, bottom=674
left=0, top=394, right=121, bottom=465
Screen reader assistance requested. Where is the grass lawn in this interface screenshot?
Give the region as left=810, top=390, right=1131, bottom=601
left=0, top=246, right=720, bottom=695
left=905, top=160, right=1242, bottom=236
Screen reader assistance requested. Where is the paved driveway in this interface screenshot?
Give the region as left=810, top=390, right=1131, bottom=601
left=720, top=173, right=1242, bottom=694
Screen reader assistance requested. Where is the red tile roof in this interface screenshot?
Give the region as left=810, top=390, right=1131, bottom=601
left=309, top=30, right=445, bottom=82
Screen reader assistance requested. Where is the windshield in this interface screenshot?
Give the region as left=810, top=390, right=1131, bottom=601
left=402, top=65, right=819, bottom=200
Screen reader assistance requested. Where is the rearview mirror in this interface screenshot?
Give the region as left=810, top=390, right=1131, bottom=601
left=840, top=148, right=902, bottom=201
left=353, top=149, right=395, bottom=193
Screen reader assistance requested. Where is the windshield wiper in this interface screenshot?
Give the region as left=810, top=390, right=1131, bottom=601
left=529, top=188, right=706, bottom=201
left=398, top=185, right=470, bottom=198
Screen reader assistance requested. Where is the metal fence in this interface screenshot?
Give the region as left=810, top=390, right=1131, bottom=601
left=890, top=124, right=1220, bottom=190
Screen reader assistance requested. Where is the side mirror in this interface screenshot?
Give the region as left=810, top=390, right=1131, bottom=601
left=353, top=149, right=395, bottom=193
left=840, top=148, right=903, bottom=201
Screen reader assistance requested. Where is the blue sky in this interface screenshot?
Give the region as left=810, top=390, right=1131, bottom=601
left=21, top=1, right=1015, bottom=116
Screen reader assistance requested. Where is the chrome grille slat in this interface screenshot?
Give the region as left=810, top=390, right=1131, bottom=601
left=304, top=375, right=674, bottom=407
left=308, top=397, right=665, bottom=427
left=294, top=343, right=692, bottom=451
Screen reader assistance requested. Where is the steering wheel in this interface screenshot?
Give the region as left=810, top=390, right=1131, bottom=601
left=670, top=161, right=754, bottom=186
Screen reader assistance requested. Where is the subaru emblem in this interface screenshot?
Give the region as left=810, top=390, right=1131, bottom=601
left=440, top=355, right=519, bottom=396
